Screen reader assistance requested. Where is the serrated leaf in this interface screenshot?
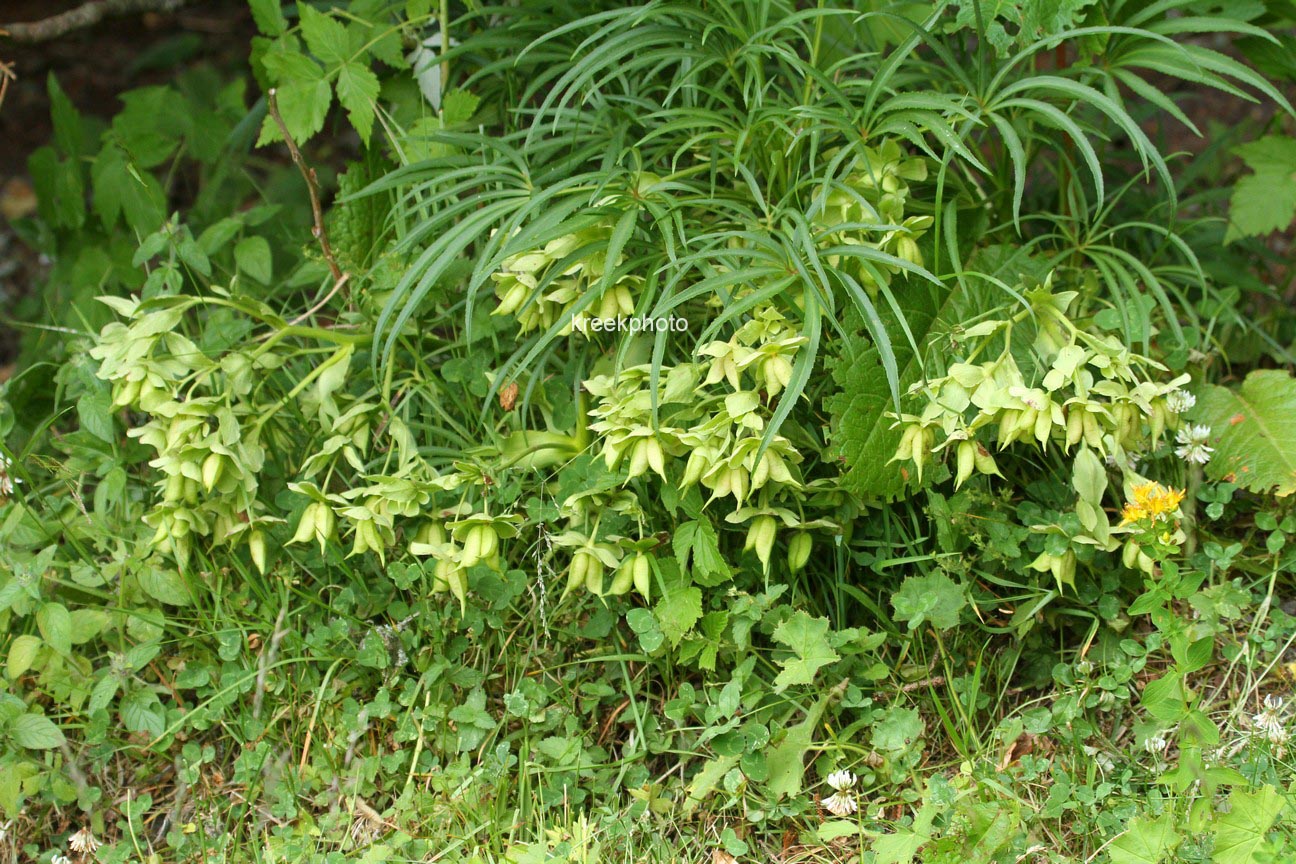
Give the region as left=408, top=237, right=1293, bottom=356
left=248, top=0, right=287, bottom=36
left=891, top=573, right=966, bottom=631
left=655, top=585, right=702, bottom=647
left=1108, top=814, right=1180, bottom=864
left=10, top=713, right=65, bottom=750
left=88, top=675, right=120, bottom=715
left=1227, top=136, right=1296, bottom=242
left=1192, top=370, right=1296, bottom=496
left=299, top=6, right=351, bottom=65
left=673, top=520, right=732, bottom=587
left=441, top=89, right=481, bottom=126
left=336, top=61, right=380, bottom=144
left=1212, top=785, right=1285, bottom=864
left=258, top=52, right=330, bottom=145
left=771, top=611, right=839, bottom=691
left=92, top=144, right=164, bottom=233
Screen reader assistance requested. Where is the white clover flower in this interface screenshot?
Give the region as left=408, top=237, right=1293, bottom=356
left=68, top=827, right=99, bottom=854
left=1144, top=735, right=1168, bottom=755
left=822, top=792, right=858, bottom=817
left=826, top=769, right=857, bottom=792
left=52, top=855, right=71, bottom=864
left=1253, top=695, right=1288, bottom=747
left=1165, top=389, right=1196, bottom=414
left=1174, top=424, right=1213, bottom=465
left=0, top=454, right=21, bottom=497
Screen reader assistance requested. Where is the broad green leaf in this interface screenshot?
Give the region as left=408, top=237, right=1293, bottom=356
left=10, top=713, right=65, bottom=750
left=35, top=602, right=71, bottom=658
left=234, top=235, right=273, bottom=284
left=6, top=636, right=42, bottom=679
left=871, top=706, right=924, bottom=752
left=1108, top=814, right=1181, bottom=864
left=766, top=686, right=839, bottom=800
left=77, top=390, right=115, bottom=443
left=92, top=144, right=165, bottom=233
left=1193, top=370, right=1296, bottom=496
left=1212, top=785, right=1285, bottom=864
left=120, top=689, right=166, bottom=738
left=137, top=568, right=194, bottom=606
left=891, top=573, right=966, bottom=631
left=1227, top=136, right=1296, bottom=242
left=88, top=675, right=120, bottom=715
left=771, top=611, right=840, bottom=691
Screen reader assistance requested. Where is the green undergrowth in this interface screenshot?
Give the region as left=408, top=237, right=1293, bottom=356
left=3, top=1, right=1296, bottom=862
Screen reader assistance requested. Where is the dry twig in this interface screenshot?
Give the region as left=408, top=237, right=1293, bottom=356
left=266, top=88, right=346, bottom=286
left=1, top=0, right=187, bottom=43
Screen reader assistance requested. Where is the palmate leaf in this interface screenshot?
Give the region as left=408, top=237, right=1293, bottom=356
left=1192, top=370, right=1296, bottom=497
left=1211, top=786, right=1285, bottom=864
left=1107, top=814, right=1180, bottom=864
left=771, top=611, right=839, bottom=691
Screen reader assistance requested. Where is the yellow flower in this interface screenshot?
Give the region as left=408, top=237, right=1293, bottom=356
left=1121, top=482, right=1185, bottom=524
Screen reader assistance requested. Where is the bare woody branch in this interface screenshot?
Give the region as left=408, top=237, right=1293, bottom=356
left=266, top=88, right=347, bottom=288
left=1, top=0, right=188, bottom=43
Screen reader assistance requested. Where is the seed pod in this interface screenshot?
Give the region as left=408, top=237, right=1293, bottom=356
left=787, top=532, right=812, bottom=573
left=972, top=443, right=1001, bottom=478
left=1082, top=411, right=1102, bottom=449
left=562, top=551, right=589, bottom=601
left=290, top=503, right=318, bottom=545
left=447, top=566, right=468, bottom=610
left=163, top=473, right=185, bottom=503
left=632, top=554, right=652, bottom=600
left=202, top=453, right=224, bottom=492
left=1122, top=540, right=1139, bottom=569
left=745, top=515, right=777, bottom=569
left=432, top=558, right=455, bottom=594
left=249, top=530, right=267, bottom=574
left=627, top=439, right=650, bottom=479
left=462, top=526, right=486, bottom=567
left=608, top=558, right=635, bottom=595
left=314, top=505, right=336, bottom=554
left=113, top=378, right=140, bottom=409
left=955, top=440, right=976, bottom=489
left=645, top=438, right=666, bottom=478
left=585, top=555, right=605, bottom=596
left=1065, top=409, right=1084, bottom=449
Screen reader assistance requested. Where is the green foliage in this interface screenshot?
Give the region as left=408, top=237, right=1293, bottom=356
left=3, top=0, right=1296, bottom=860
left=1194, top=370, right=1296, bottom=496
left=1227, top=136, right=1296, bottom=242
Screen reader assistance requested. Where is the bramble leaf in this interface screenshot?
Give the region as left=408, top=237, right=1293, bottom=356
left=1192, top=370, right=1296, bottom=496
left=1227, top=136, right=1296, bottom=242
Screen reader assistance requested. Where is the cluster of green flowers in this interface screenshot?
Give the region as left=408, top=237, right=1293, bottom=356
left=890, top=283, right=1191, bottom=486
left=89, top=295, right=271, bottom=568
left=580, top=305, right=834, bottom=579
left=816, top=140, right=934, bottom=283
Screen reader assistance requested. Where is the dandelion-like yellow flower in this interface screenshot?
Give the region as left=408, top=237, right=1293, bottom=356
left=1121, top=482, right=1185, bottom=524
